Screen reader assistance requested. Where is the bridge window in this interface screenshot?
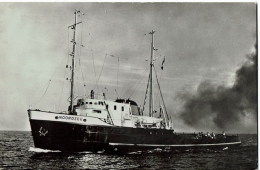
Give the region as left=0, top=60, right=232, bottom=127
left=121, top=106, right=124, bottom=111
left=114, top=105, right=117, bottom=110
left=93, top=110, right=101, bottom=113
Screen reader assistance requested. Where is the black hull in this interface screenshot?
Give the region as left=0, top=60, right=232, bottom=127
left=29, top=119, right=241, bottom=153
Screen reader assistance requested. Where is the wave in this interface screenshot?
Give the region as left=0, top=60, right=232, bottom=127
left=28, top=147, right=61, bottom=153
left=127, top=151, right=142, bottom=155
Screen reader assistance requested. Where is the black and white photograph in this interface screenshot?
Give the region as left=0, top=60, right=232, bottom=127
left=0, top=2, right=257, bottom=169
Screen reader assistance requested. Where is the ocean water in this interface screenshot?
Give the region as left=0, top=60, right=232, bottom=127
left=0, top=131, right=257, bottom=170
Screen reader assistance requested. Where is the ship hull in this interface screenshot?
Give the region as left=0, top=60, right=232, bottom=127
left=29, top=113, right=241, bottom=153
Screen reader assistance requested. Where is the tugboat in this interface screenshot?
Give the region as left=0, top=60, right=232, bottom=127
left=28, top=10, right=241, bottom=153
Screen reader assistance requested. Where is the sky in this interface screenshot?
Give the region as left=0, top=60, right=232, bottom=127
left=0, top=2, right=256, bottom=133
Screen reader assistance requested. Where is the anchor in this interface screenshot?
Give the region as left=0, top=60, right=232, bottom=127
left=39, top=127, right=48, bottom=136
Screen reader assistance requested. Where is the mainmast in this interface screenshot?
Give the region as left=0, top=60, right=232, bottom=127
left=68, top=10, right=82, bottom=114
left=143, top=30, right=170, bottom=128
left=149, top=30, right=155, bottom=117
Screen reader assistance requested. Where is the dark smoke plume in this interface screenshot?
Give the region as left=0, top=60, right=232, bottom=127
left=178, top=45, right=257, bottom=130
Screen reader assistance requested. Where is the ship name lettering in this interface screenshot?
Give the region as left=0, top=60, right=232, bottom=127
left=57, top=115, right=82, bottom=121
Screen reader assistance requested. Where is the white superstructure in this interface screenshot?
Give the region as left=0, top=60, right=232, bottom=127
left=74, top=97, right=166, bottom=128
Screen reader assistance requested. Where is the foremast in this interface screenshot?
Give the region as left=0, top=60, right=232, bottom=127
left=68, top=10, right=82, bottom=114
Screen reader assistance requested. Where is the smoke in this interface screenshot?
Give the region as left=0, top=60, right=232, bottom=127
left=178, top=44, right=257, bottom=131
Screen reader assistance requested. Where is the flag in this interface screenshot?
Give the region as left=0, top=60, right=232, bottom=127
left=161, top=56, right=165, bottom=70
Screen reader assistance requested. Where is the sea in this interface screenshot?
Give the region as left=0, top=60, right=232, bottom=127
left=0, top=131, right=257, bottom=170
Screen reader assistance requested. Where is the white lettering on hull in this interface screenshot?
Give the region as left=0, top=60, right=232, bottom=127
left=55, top=115, right=84, bottom=122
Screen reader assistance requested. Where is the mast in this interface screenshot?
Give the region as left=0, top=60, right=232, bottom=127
left=142, top=30, right=170, bottom=128
left=69, top=10, right=81, bottom=114
left=149, top=30, right=155, bottom=117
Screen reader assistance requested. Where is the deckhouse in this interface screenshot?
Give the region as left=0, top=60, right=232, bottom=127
left=73, top=91, right=164, bottom=128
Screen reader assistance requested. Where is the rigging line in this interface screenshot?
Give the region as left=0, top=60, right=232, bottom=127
left=58, top=73, right=69, bottom=111
left=57, top=76, right=66, bottom=111
left=33, top=49, right=66, bottom=108
left=158, top=63, right=163, bottom=98
left=75, top=46, right=83, bottom=99
left=67, top=27, right=71, bottom=64
left=155, top=86, right=160, bottom=109
left=128, top=75, right=147, bottom=99
left=76, top=16, right=85, bottom=66
left=78, top=17, right=85, bottom=58
left=141, top=72, right=150, bottom=115
left=79, top=18, right=84, bottom=56
left=74, top=51, right=79, bottom=98
left=127, top=66, right=149, bottom=98
left=96, top=53, right=107, bottom=86
left=126, top=74, right=145, bottom=98
left=76, top=68, right=80, bottom=98
left=123, top=63, right=148, bottom=97
left=55, top=56, right=72, bottom=110
left=75, top=34, right=87, bottom=90
left=79, top=61, right=86, bottom=93
left=153, top=65, right=169, bottom=123
left=155, top=63, right=162, bottom=108
left=91, top=49, right=99, bottom=91
left=34, top=80, right=52, bottom=106
left=57, top=61, right=70, bottom=111
left=79, top=55, right=86, bottom=96
left=125, top=33, right=151, bottom=97
left=156, top=58, right=165, bottom=109
left=122, top=67, right=146, bottom=97
left=119, top=67, right=140, bottom=97
left=63, top=26, right=72, bottom=106
left=48, top=36, right=69, bottom=81
left=115, top=56, right=119, bottom=98
left=50, top=56, right=63, bottom=80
